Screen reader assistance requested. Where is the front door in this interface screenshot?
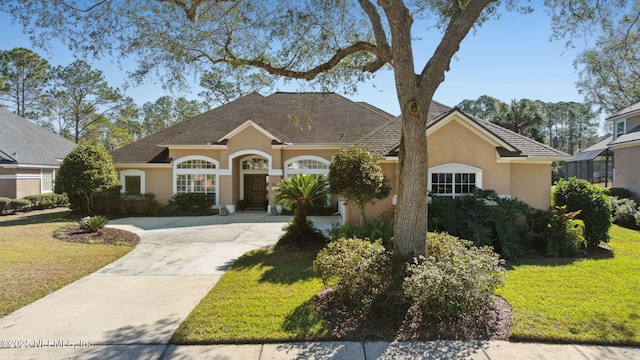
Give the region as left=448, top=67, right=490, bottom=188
left=244, top=174, right=267, bottom=208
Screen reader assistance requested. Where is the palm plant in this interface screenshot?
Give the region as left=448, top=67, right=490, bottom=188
left=274, top=174, right=328, bottom=246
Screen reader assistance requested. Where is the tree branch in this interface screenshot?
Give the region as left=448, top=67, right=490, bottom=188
left=60, top=0, right=110, bottom=13
left=222, top=42, right=384, bottom=80
left=357, top=0, right=392, bottom=61
left=157, top=0, right=205, bottom=22
left=418, top=0, right=496, bottom=100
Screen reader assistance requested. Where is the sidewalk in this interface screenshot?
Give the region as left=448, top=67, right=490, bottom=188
left=1, top=340, right=639, bottom=359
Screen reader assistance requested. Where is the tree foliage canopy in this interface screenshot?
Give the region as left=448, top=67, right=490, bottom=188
left=547, top=0, right=640, bottom=114
left=2, top=0, right=530, bottom=256
left=55, top=145, right=119, bottom=214
left=0, top=47, right=50, bottom=118
left=329, top=146, right=390, bottom=223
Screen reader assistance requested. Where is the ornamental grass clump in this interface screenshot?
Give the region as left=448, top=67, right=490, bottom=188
left=79, top=215, right=108, bottom=233
left=403, top=233, right=505, bottom=319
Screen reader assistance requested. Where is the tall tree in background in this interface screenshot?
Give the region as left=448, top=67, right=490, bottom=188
left=548, top=1, right=640, bottom=115
left=493, top=98, right=546, bottom=143
left=40, top=60, right=122, bottom=144
left=2, top=1, right=533, bottom=257
left=457, top=95, right=503, bottom=120
left=0, top=47, right=50, bottom=118
left=542, top=101, right=598, bottom=155
left=199, top=67, right=275, bottom=106
left=458, top=95, right=600, bottom=155
left=141, top=96, right=208, bottom=137
left=457, top=97, right=546, bottom=143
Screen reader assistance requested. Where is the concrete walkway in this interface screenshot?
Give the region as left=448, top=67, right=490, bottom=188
left=1, top=212, right=638, bottom=359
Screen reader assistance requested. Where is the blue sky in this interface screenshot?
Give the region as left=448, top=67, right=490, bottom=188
left=0, top=5, right=585, bottom=117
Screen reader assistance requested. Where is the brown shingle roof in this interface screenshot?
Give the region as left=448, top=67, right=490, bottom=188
left=112, top=92, right=569, bottom=164
left=357, top=103, right=570, bottom=159
left=112, top=92, right=395, bottom=164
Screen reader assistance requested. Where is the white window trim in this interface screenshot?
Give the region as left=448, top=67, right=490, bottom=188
left=120, top=170, right=146, bottom=195
left=41, top=169, right=55, bottom=194
left=428, top=163, right=483, bottom=198
left=172, top=155, right=220, bottom=205
left=615, top=120, right=626, bottom=139
left=283, top=155, right=331, bottom=206
left=283, top=155, right=330, bottom=177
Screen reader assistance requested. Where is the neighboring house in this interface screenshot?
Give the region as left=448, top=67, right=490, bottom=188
left=0, top=108, right=76, bottom=199
left=603, top=101, right=640, bottom=195
left=111, top=92, right=570, bottom=222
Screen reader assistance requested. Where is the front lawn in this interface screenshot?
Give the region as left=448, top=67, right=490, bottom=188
left=0, top=210, right=133, bottom=317
left=171, top=249, right=333, bottom=343
left=497, top=225, right=640, bottom=344
left=171, top=225, right=640, bottom=344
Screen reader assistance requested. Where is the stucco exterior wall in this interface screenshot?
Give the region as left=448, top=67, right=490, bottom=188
left=113, top=114, right=558, bottom=219
left=614, top=145, right=640, bottom=196
left=427, top=118, right=511, bottom=195
left=510, top=163, right=552, bottom=210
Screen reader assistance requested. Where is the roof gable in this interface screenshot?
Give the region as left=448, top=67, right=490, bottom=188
left=358, top=105, right=570, bottom=160
left=427, top=110, right=516, bottom=152
left=217, top=119, right=282, bottom=143
left=606, top=100, right=640, bottom=122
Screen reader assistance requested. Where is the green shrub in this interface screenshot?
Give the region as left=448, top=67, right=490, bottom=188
left=23, top=193, right=69, bottom=209
left=166, top=193, right=215, bottom=216
left=55, top=145, right=119, bottom=214
left=0, top=197, right=11, bottom=212
left=403, top=232, right=505, bottom=319
left=79, top=215, right=108, bottom=232
left=635, top=211, right=640, bottom=229
left=329, top=218, right=394, bottom=250
left=277, top=219, right=326, bottom=248
left=612, top=198, right=639, bottom=229
left=607, top=187, right=634, bottom=199
left=545, top=206, right=585, bottom=257
left=314, top=237, right=391, bottom=306
left=428, top=189, right=530, bottom=259
left=9, top=198, right=31, bottom=211
left=93, top=191, right=159, bottom=216
left=553, top=178, right=611, bottom=247
left=280, top=205, right=335, bottom=216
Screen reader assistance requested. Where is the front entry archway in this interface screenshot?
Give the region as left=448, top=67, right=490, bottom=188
left=244, top=174, right=267, bottom=209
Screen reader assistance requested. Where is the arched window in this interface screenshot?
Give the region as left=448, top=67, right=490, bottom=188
left=173, top=156, right=219, bottom=204
left=284, top=156, right=331, bottom=206
left=242, top=158, right=269, bottom=170
left=428, top=163, right=483, bottom=198
left=284, top=156, right=330, bottom=177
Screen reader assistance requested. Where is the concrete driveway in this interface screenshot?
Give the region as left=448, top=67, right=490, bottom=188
left=0, top=212, right=338, bottom=359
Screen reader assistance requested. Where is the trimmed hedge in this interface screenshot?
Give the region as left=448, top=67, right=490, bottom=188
left=23, top=193, right=69, bottom=209
left=0, top=197, right=10, bottom=212
left=8, top=198, right=31, bottom=211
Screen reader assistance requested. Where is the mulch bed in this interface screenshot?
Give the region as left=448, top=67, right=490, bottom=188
left=54, top=225, right=140, bottom=247
left=315, top=287, right=512, bottom=341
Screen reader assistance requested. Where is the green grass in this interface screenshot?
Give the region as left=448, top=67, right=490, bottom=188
left=0, top=210, right=132, bottom=317
left=498, top=225, right=640, bottom=345
left=171, top=249, right=333, bottom=344
left=173, top=225, right=640, bottom=345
